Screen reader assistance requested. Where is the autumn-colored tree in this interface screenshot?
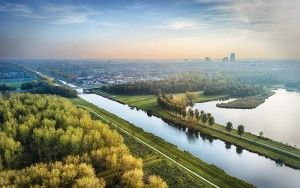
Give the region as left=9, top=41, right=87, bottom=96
left=0, top=93, right=167, bottom=187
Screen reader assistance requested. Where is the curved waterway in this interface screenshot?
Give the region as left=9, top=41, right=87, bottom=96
left=192, top=89, right=300, bottom=146
left=79, top=93, right=300, bottom=188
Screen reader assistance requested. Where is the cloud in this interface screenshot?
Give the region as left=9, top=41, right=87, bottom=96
left=126, top=2, right=149, bottom=10
left=166, top=20, right=195, bottom=30
left=0, top=1, right=34, bottom=17
left=40, top=3, right=101, bottom=25
left=99, top=21, right=126, bottom=28
left=0, top=1, right=100, bottom=25
left=161, top=19, right=207, bottom=30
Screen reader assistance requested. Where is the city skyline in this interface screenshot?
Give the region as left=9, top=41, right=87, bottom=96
left=0, top=0, right=299, bottom=59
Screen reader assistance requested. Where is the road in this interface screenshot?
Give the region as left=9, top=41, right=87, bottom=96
left=76, top=104, right=220, bottom=188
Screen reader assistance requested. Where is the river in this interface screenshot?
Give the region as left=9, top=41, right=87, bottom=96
left=79, top=93, right=300, bottom=188
left=191, top=89, right=300, bottom=146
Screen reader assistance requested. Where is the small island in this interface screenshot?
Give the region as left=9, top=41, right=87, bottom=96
left=216, top=95, right=270, bottom=109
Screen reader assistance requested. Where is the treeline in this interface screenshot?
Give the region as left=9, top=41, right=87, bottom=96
left=157, top=94, right=215, bottom=127
left=100, top=73, right=264, bottom=97
left=21, top=80, right=77, bottom=98
left=101, top=73, right=207, bottom=95
left=157, top=94, right=187, bottom=114
left=0, top=84, right=16, bottom=92
left=203, top=80, right=263, bottom=97
left=0, top=94, right=166, bottom=187
left=156, top=94, right=248, bottom=138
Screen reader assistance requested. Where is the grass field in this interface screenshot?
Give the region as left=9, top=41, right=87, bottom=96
left=70, top=98, right=254, bottom=188
left=91, top=90, right=300, bottom=169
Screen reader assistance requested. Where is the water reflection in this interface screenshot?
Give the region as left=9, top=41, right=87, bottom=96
left=192, top=89, right=300, bottom=146
left=79, top=93, right=300, bottom=188
left=236, top=146, right=244, bottom=155
left=225, top=142, right=232, bottom=149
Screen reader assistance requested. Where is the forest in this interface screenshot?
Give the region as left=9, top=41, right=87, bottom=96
left=0, top=93, right=167, bottom=187
left=0, top=84, right=16, bottom=92
left=100, top=73, right=264, bottom=97
left=21, top=80, right=77, bottom=98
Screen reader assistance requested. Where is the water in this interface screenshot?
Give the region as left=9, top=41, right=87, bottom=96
left=79, top=93, right=300, bottom=188
left=192, top=89, right=300, bottom=146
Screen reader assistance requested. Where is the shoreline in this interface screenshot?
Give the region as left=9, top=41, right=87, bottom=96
left=88, top=90, right=300, bottom=169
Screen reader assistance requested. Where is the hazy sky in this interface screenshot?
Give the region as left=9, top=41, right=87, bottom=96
left=0, top=0, right=299, bottom=59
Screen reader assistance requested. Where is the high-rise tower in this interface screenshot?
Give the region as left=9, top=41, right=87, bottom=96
left=230, top=53, right=236, bottom=62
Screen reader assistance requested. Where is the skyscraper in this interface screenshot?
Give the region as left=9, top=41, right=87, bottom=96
left=230, top=53, right=236, bottom=62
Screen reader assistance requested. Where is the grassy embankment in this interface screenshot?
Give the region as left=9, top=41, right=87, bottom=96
left=91, top=89, right=300, bottom=169
left=70, top=98, right=254, bottom=188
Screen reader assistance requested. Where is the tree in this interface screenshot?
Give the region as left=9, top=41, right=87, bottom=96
left=259, top=131, right=263, bottom=138
left=195, top=109, right=200, bottom=121
left=200, top=110, right=204, bottom=116
left=188, top=108, right=194, bottom=118
left=121, top=169, right=144, bottom=188
left=207, top=113, right=211, bottom=119
left=0, top=93, right=167, bottom=187
left=0, top=84, right=16, bottom=92
left=208, top=116, right=215, bottom=126
left=226, top=122, right=233, bottom=134
left=201, top=113, right=208, bottom=125
left=182, top=110, right=187, bottom=118
left=147, top=175, right=168, bottom=188
left=237, top=125, right=245, bottom=137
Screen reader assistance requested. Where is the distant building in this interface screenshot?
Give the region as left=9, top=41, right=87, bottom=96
left=205, top=57, right=212, bottom=62
left=222, top=57, right=229, bottom=62
left=230, top=53, right=236, bottom=62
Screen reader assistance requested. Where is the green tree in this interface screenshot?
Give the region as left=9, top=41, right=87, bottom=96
left=207, top=113, right=211, bottom=119
left=200, top=110, right=204, bottom=116
left=188, top=108, right=194, bottom=118
left=237, top=125, right=245, bottom=137
left=208, top=116, right=215, bottom=126
left=226, top=122, right=233, bottom=134
left=195, top=109, right=200, bottom=121
left=201, top=113, right=208, bottom=125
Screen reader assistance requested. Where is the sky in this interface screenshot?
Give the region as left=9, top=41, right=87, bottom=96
left=0, top=0, right=299, bottom=59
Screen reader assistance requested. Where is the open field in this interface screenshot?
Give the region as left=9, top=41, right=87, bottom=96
left=70, top=98, right=254, bottom=188
left=91, top=90, right=300, bottom=169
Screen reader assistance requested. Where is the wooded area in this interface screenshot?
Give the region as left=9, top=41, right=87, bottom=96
left=101, top=73, right=264, bottom=97
left=21, top=80, right=77, bottom=98
left=0, top=93, right=166, bottom=187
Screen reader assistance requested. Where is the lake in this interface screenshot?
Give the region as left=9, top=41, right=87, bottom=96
left=192, top=89, right=300, bottom=146
left=79, top=93, right=300, bottom=188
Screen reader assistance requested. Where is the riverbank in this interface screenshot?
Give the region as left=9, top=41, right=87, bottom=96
left=91, top=90, right=300, bottom=169
left=70, top=98, right=254, bottom=188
